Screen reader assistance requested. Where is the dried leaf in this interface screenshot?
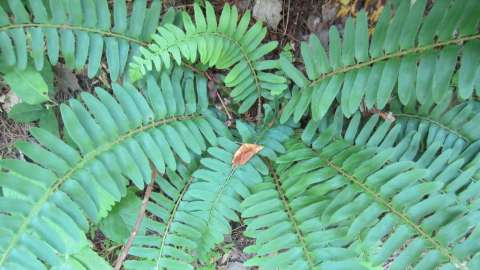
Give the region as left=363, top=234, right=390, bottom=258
left=232, top=144, right=263, bottom=166
left=54, top=64, right=81, bottom=94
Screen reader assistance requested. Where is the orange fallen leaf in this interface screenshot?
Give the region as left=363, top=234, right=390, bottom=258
left=232, top=144, right=264, bottom=166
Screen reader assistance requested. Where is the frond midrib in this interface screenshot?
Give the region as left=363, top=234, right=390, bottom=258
left=0, top=113, right=200, bottom=267
left=269, top=161, right=316, bottom=269
left=318, top=151, right=462, bottom=266
left=0, top=23, right=148, bottom=46
left=206, top=166, right=237, bottom=224
left=308, top=33, right=480, bottom=88
left=155, top=176, right=194, bottom=267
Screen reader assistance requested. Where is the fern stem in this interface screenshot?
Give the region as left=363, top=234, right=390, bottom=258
left=114, top=167, right=157, bottom=270
left=320, top=154, right=464, bottom=268
left=0, top=114, right=200, bottom=267
left=0, top=23, right=148, bottom=46
left=308, top=33, right=480, bottom=88
left=155, top=176, right=194, bottom=269
left=268, top=161, right=317, bottom=269
left=206, top=167, right=236, bottom=223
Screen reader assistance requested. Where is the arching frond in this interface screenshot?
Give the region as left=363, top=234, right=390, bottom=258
left=124, top=165, right=198, bottom=270
left=0, top=0, right=169, bottom=81
left=130, top=2, right=288, bottom=113
left=124, top=138, right=267, bottom=270
left=280, top=0, right=480, bottom=123
left=0, top=67, right=226, bottom=269
left=392, top=98, right=480, bottom=150
left=305, top=98, right=480, bottom=161
left=243, top=121, right=480, bottom=269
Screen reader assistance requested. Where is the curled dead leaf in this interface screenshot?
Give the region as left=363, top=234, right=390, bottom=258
left=232, top=144, right=263, bottom=166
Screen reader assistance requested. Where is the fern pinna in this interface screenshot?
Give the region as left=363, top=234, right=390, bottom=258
left=0, top=0, right=480, bottom=270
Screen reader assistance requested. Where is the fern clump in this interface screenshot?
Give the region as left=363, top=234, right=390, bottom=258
left=0, top=0, right=480, bottom=270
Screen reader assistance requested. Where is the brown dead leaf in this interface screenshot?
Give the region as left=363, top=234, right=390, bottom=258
left=361, top=105, right=396, bottom=122
left=232, top=144, right=263, bottom=166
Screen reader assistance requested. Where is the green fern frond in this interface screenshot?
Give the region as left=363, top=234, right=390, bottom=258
left=0, top=67, right=225, bottom=269
left=124, top=165, right=198, bottom=270
left=243, top=127, right=480, bottom=269
left=130, top=1, right=288, bottom=113
left=0, top=0, right=169, bottom=81
left=306, top=98, right=480, bottom=160
left=280, top=0, right=480, bottom=123
left=392, top=98, right=480, bottom=147
left=186, top=138, right=267, bottom=261
left=241, top=165, right=326, bottom=269
left=124, top=138, right=266, bottom=269
left=307, top=141, right=477, bottom=269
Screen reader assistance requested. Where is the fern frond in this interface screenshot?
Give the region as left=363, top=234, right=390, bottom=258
left=130, top=1, right=288, bottom=113
left=243, top=131, right=480, bottom=269
left=310, top=141, right=477, bottom=269
left=392, top=98, right=480, bottom=148
left=190, top=138, right=267, bottom=259
left=0, top=67, right=225, bottom=269
left=124, top=165, right=198, bottom=270
left=0, top=0, right=168, bottom=81
left=124, top=138, right=267, bottom=269
left=280, top=0, right=480, bottom=123
left=242, top=164, right=330, bottom=269
left=306, top=98, right=480, bottom=161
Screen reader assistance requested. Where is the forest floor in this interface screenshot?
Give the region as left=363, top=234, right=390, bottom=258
left=0, top=0, right=386, bottom=269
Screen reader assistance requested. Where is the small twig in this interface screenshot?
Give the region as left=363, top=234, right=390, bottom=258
left=113, top=167, right=158, bottom=270
left=256, top=97, right=263, bottom=124
left=216, top=91, right=233, bottom=121
left=283, top=0, right=291, bottom=36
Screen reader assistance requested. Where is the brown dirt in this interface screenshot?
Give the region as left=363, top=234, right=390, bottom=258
left=0, top=112, right=31, bottom=159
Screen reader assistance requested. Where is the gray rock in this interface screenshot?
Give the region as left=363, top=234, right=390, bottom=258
left=227, top=261, right=247, bottom=270
left=253, top=0, right=282, bottom=30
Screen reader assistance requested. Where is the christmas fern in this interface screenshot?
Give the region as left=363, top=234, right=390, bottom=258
left=0, top=0, right=480, bottom=269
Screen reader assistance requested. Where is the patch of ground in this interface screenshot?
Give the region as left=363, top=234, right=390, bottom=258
left=0, top=112, right=31, bottom=159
